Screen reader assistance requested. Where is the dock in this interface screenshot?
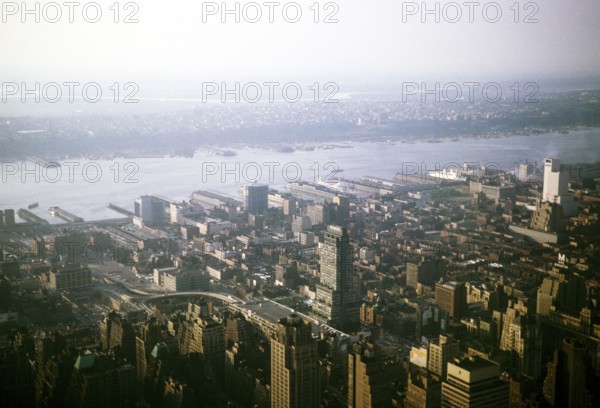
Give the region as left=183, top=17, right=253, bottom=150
left=108, top=203, right=135, bottom=217
left=17, top=209, right=49, bottom=225
left=48, top=206, right=84, bottom=223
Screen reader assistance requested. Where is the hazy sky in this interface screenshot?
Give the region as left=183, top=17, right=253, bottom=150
left=1, top=0, right=599, bottom=83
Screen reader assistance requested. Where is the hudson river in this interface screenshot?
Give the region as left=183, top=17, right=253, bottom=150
left=2, top=128, right=599, bottom=224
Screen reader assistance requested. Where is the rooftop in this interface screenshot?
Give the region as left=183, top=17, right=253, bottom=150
left=451, top=356, right=498, bottom=371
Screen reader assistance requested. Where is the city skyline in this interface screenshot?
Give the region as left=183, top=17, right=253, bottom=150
left=2, top=1, right=600, bottom=407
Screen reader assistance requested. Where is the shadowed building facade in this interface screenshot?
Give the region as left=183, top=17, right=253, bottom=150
left=271, top=315, right=320, bottom=408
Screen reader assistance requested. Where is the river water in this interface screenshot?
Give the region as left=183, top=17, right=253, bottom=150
left=1, top=128, right=599, bottom=224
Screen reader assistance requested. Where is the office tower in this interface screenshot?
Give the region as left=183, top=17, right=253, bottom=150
left=317, top=331, right=347, bottom=387
left=283, top=197, right=297, bottom=216
left=536, top=274, right=586, bottom=316
left=135, top=317, right=161, bottom=382
left=275, top=263, right=298, bottom=288
left=270, top=314, right=320, bottom=408
left=313, top=225, right=359, bottom=332
left=144, top=343, right=176, bottom=401
left=246, top=184, right=268, bottom=215
left=99, top=312, right=137, bottom=364
left=536, top=277, right=561, bottom=316
left=36, top=349, right=76, bottom=407
left=531, top=201, right=566, bottom=232
left=0, top=330, right=35, bottom=408
left=442, top=356, right=508, bottom=407
left=331, top=195, right=350, bottom=226
left=224, top=342, right=255, bottom=406
left=428, top=335, right=461, bottom=379
left=306, top=203, right=330, bottom=225
left=298, top=231, right=316, bottom=246
left=135, top=337, right=147, bottom=383
left=406, top=257, right=446, bottom=289
left=348, top=339, right=400, bottom=408
left=184, top=316, right=226, bottom=378
left=465, top=282, right=505, bottom=311
left=134, top=195, right=168, bottom=227
left=499, top=305, right=540, bottom=379
left=405, top=368, right=442, bottom=408
left=543, top=338, right=600, bottom=407
left=416, top=303, right=450, bottom=340
left=542, top=158, right=577, bottom=216
left=66, top=353, right=137, bottom=407
left=225, top=312, right=253, bottom=346
left=291, top=215, right=312, bottom=233
left=509, top=376, right=536, bottom=408
left=518, top=162, right=536, bottom=182
left=435, top=281, right=467, bottom=320
left=31, top=237, right=46, bottom=259
left=561, top=274, right=587, bottom=315
left=543, top=158, right=566, bottom=203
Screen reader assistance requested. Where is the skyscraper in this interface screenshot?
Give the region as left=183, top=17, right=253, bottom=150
left=306, top=203, right=330, bottom=225
left=134, top=195, right=168, bottom=227
left=66, top=353, right=137, bottom=407
left=348, top=339, right=400, bottom=408
left=313, top=225, right=359, bottom=332
left=543, top=338, right=600, bottom=407
left=499, top=304, right=541, bottom=379
left=536, top=274, right=586, bottom=317
left=270, top=314, right=320, bottom=408
left=442, top=356, right=508, bottom=407
left=246, top=184, right=268, bottom=215
left=435, top=281, right=466, bottom=320
left=531, top=201, right=566, bottom=232
left=405, top=368, right=442, bottom=408
left=428, top=335, right=461, bottom=380
left=331, top=195, right=350, bottom=226
left=542, top=158, right=577, bottom=216
left=406, top=257, right=446, bottom=289
left=99, top=312, right=136, bottom=364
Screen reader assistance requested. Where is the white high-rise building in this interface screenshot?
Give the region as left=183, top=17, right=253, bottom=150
left=542, top=158, right=577, bottom=216
left=312, top=226, right=359, bottom=332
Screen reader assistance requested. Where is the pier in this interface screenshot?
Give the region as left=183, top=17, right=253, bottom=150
left=17, top=209, right=49, bottom=225
left=108, top=203, right=135, bottom=217
left=48, top=206, right=84, bottom=223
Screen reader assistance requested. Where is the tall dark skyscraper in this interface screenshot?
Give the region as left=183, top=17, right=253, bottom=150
left=313, top=225, right=359, bottom=332
left=543, top=338, right=600, bottom=407
left=245, top=184, right=268, bottom=215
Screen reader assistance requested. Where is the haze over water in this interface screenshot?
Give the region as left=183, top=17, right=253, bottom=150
left=2, top=129, right=599, bottom=224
